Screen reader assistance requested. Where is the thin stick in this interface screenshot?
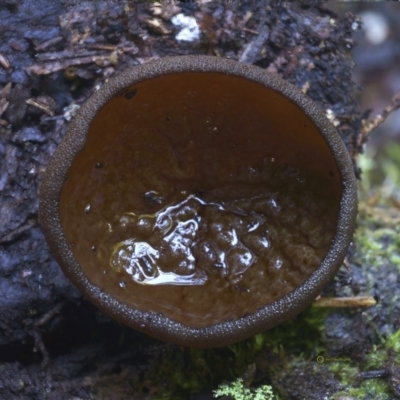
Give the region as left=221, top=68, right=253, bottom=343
left=357, top=90, right=400, bottom=148
left=313, top=296, right=376, bottom=308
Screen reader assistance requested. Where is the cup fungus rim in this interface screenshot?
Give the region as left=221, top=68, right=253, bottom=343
left=40, top=55, right=358, bottom=347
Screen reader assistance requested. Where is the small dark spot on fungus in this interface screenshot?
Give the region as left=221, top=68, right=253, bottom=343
left=235, top=285, right=250, bottom=293
left=39, top=56, right=357, bottom=348
left=124, top=89, right=137, bottom=99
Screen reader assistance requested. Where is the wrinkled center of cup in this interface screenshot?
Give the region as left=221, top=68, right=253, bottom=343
left=60, top=72, right=341, bottom=327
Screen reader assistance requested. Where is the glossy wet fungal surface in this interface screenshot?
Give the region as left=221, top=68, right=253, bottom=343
left=59, top=72, right=341, bottom=328
left=40, top=56, right=357, bottom=346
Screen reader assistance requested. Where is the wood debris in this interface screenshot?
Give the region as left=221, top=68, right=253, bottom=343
left=0, top=83, right=12, bottom=119
left=28, top=42, right=138, bottom=76
left=150, top=1, right=181, bottom=21
left=357, top=89, right=400, bottom=148
left=145, top=18, right=172, bottom=35
left=0, top=217, right=37, bottom=244
left=239, top=23, right=270, bottom=63
left=26, top=96, right=56, bottom=117
left=35, top=36, right=63, bottom=52
left=240, top=11, right=253, bottom=27
left=0, top=52, right=11, bottom=69
left=27, top=55, right=112, bottom=75
left=0, top=98, right=9, bottom=120
left=313, top=296, right=377, bottom=308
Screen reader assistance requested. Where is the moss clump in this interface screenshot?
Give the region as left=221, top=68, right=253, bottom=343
left=327, top=144, right=400, bottom=399
left=358, top=143, right=400, bottom=198
left=134, top=336, right=269, bottom=399
left=355, top=213, right=400, bottom=270
left=330, top=329, right=400, bottom=399
left=343, top=380, right=393, bottom=400
left=213, top=378, right=275, bottom=400
left=121, top=306, right=330, bottom=399
left=355, top=144, right=400, bottom=271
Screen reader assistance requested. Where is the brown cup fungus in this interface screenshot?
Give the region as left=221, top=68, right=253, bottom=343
left=40, top=56, right=357, bottom=347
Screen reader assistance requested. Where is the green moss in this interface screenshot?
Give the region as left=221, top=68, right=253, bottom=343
left=353, top=148, right=400, bottom=269
left=382, top=143, right=400, bottom=184
left=330, top=328, right=400, bottom=399
left=365, top=328, right=400, bottom=367
left=383, top=327, right=400, bottom=354
left=341, top=381, right=392, bottom=400
left=343, top=146, right=400, bottom=400
left=263, top=307, right=331, bottom=354
left=358, top=143, right=400, bottom=196
left=139, top=336, right=268, bottom=399
left=213, top=378, right=275, bottom=400
left=130, top=306, right=330, bottom=399
left=327, top=362, right=358, bottom=387
left=354, top=221, right=400, bottom=269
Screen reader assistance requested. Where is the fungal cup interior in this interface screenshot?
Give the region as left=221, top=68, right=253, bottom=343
left=60, top=72, right=342, bottom=328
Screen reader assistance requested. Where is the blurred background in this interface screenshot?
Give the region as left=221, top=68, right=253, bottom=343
left=331, top=1, right=400, bottom=203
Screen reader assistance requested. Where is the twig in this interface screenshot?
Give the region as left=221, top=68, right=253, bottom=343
left=242, top=27, right=259, bottom=35
left=0, top=82, right=12, bottom=98
left=87, top=44, right=117, bottom=51
left=34, top=301, right=67, bottom=328
left=27, top=55, right=113, bottom=75
left=30, top=327, right=50, bottom=367
left=313, top=296, right=376, bottom=308
left=0, top=52, right=11, bottom=69
left=26, top=98, right=55, bottom=116
left=36, top=49, right=100, bottom=61
left=0, top=217, right=37, bottom=244
left=24, top=302, right=67, bottom=368
left=239, top=22, right=270, bottom=64
left=35, top=36, right=63, bottom=52
left=240, top=11, right=253, bottom=27
left=0, top=98, right=9, bottom=119
left=357, top=90, right=400, bottom=148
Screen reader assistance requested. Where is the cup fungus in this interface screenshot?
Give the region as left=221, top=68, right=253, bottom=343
left=40, top=56, right=357, bottom=347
